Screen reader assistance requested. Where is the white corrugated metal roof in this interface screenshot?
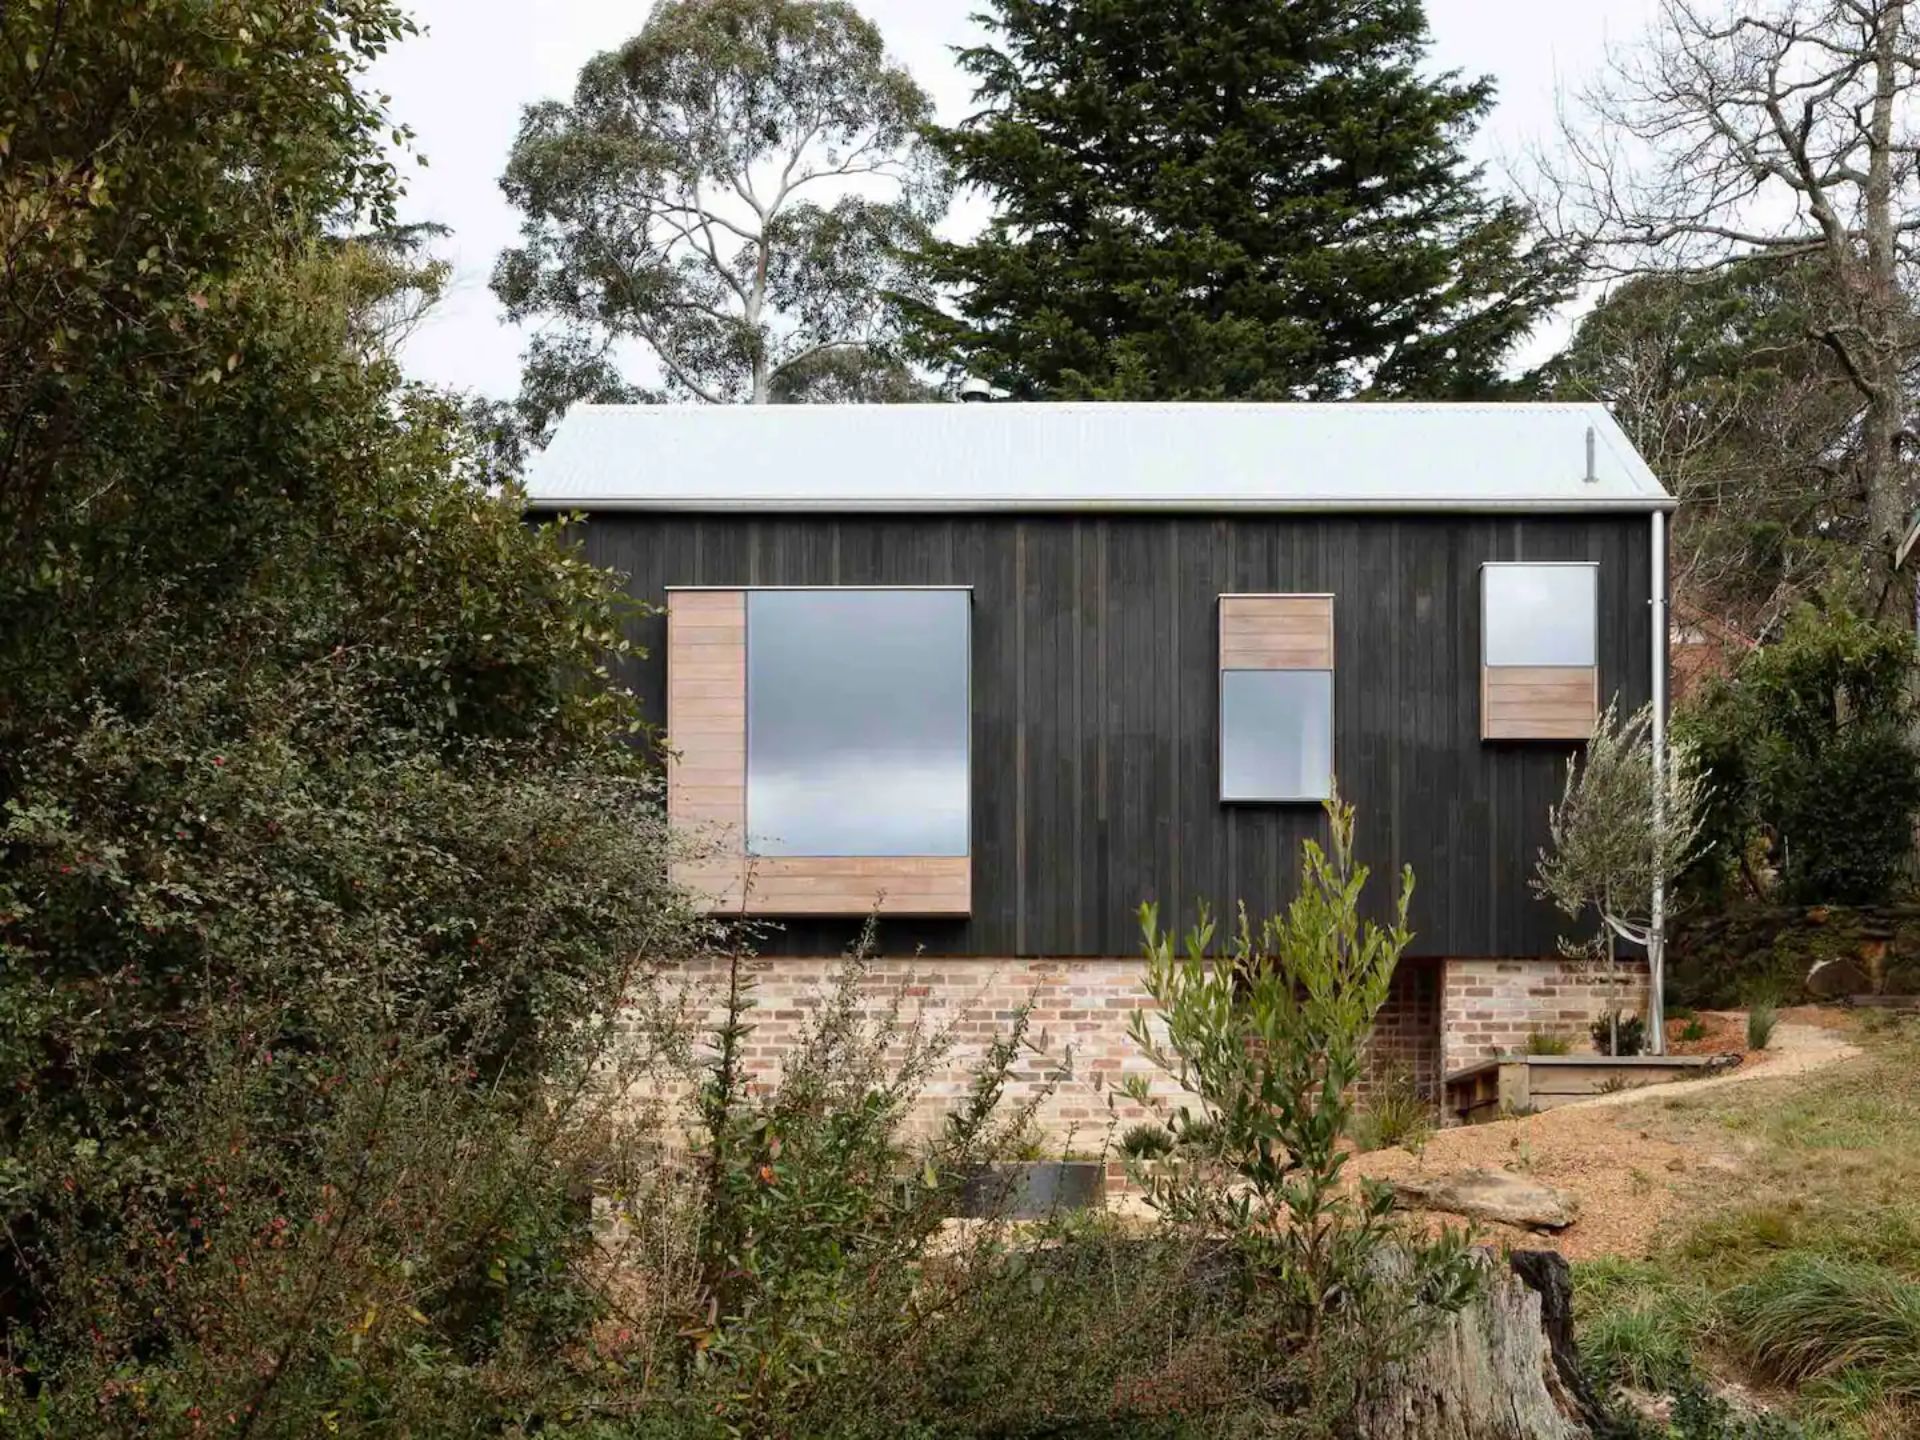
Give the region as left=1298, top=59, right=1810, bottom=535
left=521, top=402, right=1672, bottom=513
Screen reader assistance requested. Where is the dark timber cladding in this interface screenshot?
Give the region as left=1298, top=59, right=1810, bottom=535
left=580, top=512, right=1656, bottom=960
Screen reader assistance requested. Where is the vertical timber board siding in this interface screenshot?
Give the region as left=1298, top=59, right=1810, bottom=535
left=666, top=589, right=746, bottom=912
left=1175, top=520, right=1232, bottom=939
left=582, top=512, right=1654, bottom=958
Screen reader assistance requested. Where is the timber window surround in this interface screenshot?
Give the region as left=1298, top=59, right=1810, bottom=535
left=667, top=587, right=972, bottom=917
left=1480, top=562, right=1600, bottom=741
left=1217, top=594, right=1335, bottom=803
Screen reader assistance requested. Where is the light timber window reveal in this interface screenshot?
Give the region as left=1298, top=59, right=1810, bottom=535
left=1480, top=562, right=1600, bottom=741
left=1217, top=594, right=1335, bottom=803
left=666, top=587, right=972, bottom=917
left=666, top=590, right=748, bottom=911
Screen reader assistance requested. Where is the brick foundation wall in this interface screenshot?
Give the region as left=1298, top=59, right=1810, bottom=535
left=658, top=955, right=1199, bottom=1152
left=1366, top=959, right=1442, bottom=1099
left=1441, top=956, right=1652, bottom=1076
left=648, top=953, right=1448, bottom=1150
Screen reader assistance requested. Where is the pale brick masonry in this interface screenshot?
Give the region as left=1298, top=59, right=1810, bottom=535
left=659, top=955, right=1199, bottom=1153
left=1440, top=956, right=1651, bottom=1078
left=644, top=953, right=1454, bottom=1152
left=1365, top=959, right=1442, bottom=1100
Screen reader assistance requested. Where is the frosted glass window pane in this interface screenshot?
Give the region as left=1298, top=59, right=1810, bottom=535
left=1220, top=670, right=1333, bottom=801
left=747, top=590, right=969, bottom=856
left=1484, top=566, right=1596, bottom=666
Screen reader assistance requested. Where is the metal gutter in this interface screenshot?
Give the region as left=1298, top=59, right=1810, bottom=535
left=523, top=495, right=1679, bottom=515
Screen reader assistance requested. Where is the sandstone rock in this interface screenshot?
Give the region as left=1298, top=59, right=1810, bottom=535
left=1807, top=955, right=1870, bottom=998
left=1391, top=1168, right=1580, bottom=1231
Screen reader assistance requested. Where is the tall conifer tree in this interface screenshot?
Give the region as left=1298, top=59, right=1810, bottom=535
left=913, top=0, right=1565, bottom=398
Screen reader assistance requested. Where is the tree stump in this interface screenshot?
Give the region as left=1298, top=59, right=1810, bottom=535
left=1355, top=1249, right=1607, bottom=1440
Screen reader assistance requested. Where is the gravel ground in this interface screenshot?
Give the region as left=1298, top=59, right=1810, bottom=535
left=1350, top=1012, right=1863, bottom=1261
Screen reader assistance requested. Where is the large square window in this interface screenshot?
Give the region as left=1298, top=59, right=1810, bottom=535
left=1220, top=669, right=1333, bottom=802
left=1483, top=564, right=1597, bottom=667
left=746, top=589, right=970, bottom=856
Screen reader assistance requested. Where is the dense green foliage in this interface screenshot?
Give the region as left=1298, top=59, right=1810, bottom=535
left=1668, top=904, right=1920, bottom=1009
left=910, top=0, right=1565, bottom=398
left=0, top=0, right=415, bottom=528
left=1679, top=605, right=1920, bottom=906
left=1591, top=1013, right=1648, bottom=1058
left=0, top=4, right=712, bottom=1432
left=492, top=0, right=941, bottom=430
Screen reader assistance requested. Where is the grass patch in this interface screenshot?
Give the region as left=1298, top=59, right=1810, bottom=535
left=1722, top=1255, right=1920, bottom=1401
left=1572, top=1017, right=1920, bottom=1437
left=1353, top=1068, right=1433, bottom=1155
left=1573, top=1257, right=1706, bottom=1392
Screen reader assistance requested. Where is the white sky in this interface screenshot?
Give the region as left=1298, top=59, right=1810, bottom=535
left=368, top=0, right=1664, bottom=401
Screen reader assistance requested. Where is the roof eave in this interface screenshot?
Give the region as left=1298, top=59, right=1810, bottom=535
left=522, top=494, right=1679, bottom=515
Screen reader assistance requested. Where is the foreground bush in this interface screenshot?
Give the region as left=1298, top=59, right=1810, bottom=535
left=0, top=7, right=713, bottom=1430
left=1126, top=797, right=1477, bottom=1430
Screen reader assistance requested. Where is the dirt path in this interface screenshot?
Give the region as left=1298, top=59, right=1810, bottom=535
left=1570, top=1020, right=1858, bottom=1113
left=1351, top=1012, right=1865, bottom=1261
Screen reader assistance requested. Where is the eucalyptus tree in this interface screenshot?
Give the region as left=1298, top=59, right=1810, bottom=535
left=1540, top=261, right=1864, bottom=636
left=492, top=0, right=943, bottom=431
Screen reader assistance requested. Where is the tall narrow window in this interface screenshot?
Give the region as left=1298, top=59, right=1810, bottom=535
left=1218, top=595, right=1334, bottom=802
left=1481, top=562, right=1599, bottom=740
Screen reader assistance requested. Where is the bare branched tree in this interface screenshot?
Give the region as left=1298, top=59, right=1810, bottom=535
left=1540, top=261, right=1866, bottom=636
left=1543, top=0, right=1920, bottom=615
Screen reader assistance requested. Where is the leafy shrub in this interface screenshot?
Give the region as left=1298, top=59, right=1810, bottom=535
left=1118, top=1122, right=1175, bottom=1159
left=1665, top=1383, right=1811, bottom=1439
left=1172, top=1115, right=1221, bottom=1154
left=1746, top=1003, right=1780, bottom=1051
left=1679, top=603, right=1920, bottom=905
left=0, top=252, right=710, bottom=1436
left=1593, top=1012, right=1648, bottom=1056
left=828, top=1217, right=1283, bottom=1437
left=1126, top=796, right=1477, bottom=1425
left=650, top=945, right=1048, bottom=1433
left=1679, top=1017, right=1710, bottom=1043
left=1527, top=1029, right=1575, bottom=1055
